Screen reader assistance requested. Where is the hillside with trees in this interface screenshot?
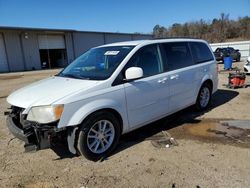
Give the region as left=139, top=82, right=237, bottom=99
left=153, top=13, right=250, bottom=43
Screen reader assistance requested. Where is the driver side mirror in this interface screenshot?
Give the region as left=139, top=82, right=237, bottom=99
left=125, top=67, right=143, bottom=80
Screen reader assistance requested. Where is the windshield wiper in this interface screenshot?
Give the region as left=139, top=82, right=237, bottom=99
left=58, top=73, right=89, bottom=80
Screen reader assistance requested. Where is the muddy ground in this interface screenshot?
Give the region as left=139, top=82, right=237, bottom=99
left=0, top=62, right=250, bottom=188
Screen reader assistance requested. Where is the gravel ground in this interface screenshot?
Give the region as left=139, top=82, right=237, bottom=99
left=0, top=62, right=250, bottom=188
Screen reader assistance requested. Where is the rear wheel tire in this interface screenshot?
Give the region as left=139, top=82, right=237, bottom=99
left=76, top=111, right=121, bottom=161
left=195, top=82, right=212, bottom=111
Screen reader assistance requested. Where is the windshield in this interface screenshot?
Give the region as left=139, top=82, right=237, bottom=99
left=58, top=46, right=134, bottom=80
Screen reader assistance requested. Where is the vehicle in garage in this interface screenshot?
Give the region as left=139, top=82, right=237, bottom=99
left=214, top=47, right=241, bottom=62
left=38, top=35, right=67, bottom=69
left=5, top=39, right=218, bottom=161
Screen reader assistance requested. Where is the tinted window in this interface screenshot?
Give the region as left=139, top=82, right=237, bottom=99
left=222, top=48, right=228, bottom=53
left=162, top=42, right=193, bottom=71
left=124, top=44, right=163, bottom=77
left=190, top=42, right=214, bottom=63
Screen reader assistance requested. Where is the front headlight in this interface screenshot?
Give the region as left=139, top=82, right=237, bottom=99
left=27, top=105, right=64, bottom=124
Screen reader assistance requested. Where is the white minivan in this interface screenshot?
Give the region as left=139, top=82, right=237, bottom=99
left=6, top=39, right=218, bottom=161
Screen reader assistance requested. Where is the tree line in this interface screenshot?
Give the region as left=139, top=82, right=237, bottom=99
left=153, top=13, right=250, bottom=43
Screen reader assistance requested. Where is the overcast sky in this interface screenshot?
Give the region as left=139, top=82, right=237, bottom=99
left=0, top=0, right=249, bottom=33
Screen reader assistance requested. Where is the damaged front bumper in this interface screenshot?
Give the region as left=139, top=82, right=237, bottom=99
left=6, top=107, right=66, bottom=152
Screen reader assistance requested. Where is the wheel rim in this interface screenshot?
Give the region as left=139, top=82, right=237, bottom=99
left=199, top=87, right=210, bottom=108
left=87, top=120, right=115, bottom=154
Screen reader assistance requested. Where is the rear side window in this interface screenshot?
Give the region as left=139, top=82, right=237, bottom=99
left=189, top=42, right=214, bottom=63
left=162, top=42, right=193, bottom=71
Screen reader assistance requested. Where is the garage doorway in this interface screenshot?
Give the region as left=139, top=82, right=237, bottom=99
left=38, top=35, right=67, bottom=69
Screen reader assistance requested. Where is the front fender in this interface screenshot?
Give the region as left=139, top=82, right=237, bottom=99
left=58, top=89, right=129, bottom=133
left=69, top=99, right=124, bottom=125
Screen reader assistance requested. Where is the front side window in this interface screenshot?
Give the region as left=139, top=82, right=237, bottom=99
left=123, top=44, right=163, bottom=77
left=162, top=42, right=193, bottom=71
left=58, top=46, right=134, bottom=80
left=190, top=42, right=214, bottom=63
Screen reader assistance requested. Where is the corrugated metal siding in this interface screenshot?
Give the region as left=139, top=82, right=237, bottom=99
left=21, top=32, right=41, bottom=70
left=210, top=41, right=250, bottom=58
left=0, top=27, right=153, bottom=72
left=64, top=33, right=75, bottom=65
left=105, top=34, right=132, bottom=44
left=0, top=33, right=9, bottom=72
left=73, top=32, right=152, bottom=58
left=73, top=32, right=105, bottom=57
left=4, top=31, right=25, bottom=71
left=132, top=34, right=153, bottom=40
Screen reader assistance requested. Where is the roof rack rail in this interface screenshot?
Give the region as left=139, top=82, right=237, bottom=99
left=152, top=37, right=200, bottom=40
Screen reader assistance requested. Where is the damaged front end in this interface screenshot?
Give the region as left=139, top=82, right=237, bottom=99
left=5, top=106, right=67, bottom=152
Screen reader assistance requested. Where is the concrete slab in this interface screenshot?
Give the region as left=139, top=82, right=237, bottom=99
left=220, top=120, right=250, bottom=129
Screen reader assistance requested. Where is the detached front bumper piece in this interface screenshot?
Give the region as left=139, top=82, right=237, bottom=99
left=6, top=116, right=30, bottom=143
left=6, top=114, right=62, bottom=152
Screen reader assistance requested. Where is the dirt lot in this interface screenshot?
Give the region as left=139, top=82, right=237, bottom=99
left=0, top=62, right=250, bottom=188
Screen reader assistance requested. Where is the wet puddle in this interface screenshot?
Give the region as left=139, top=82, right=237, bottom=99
left=168, top=119, right=250, bottom=148
left=121, top=118, right=250, bottom=149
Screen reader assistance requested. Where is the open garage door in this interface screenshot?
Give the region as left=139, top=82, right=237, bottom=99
left=0, top=34, right=9, bottom=72
left=38, top=35, right=67, bottom=69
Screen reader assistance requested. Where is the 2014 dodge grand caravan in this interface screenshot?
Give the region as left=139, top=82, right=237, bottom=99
left=6, top=39, right=218, bottom=161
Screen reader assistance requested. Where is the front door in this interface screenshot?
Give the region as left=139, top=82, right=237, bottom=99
left=123, top=44, right=171, bottom=128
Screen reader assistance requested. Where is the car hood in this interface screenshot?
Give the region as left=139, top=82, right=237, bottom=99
left=7, top=76, right=99, bottom=108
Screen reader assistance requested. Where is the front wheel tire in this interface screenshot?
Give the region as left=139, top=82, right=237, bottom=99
left=76, top=111, right=121, bottom=161
left=195, top=82, right=212, bottom=111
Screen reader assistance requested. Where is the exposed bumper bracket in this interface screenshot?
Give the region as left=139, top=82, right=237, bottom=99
left=67, top=126, right=78, bottom=154
left=6, top=116, right=30, bottom=143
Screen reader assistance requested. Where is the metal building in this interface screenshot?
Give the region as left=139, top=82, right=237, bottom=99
left=0, top=26, right=152, bottom=73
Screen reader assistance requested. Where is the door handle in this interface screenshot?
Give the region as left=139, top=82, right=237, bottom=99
left=158, top=77, right=168, bottom=83
left=170, top=74, right=179, bottom=80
